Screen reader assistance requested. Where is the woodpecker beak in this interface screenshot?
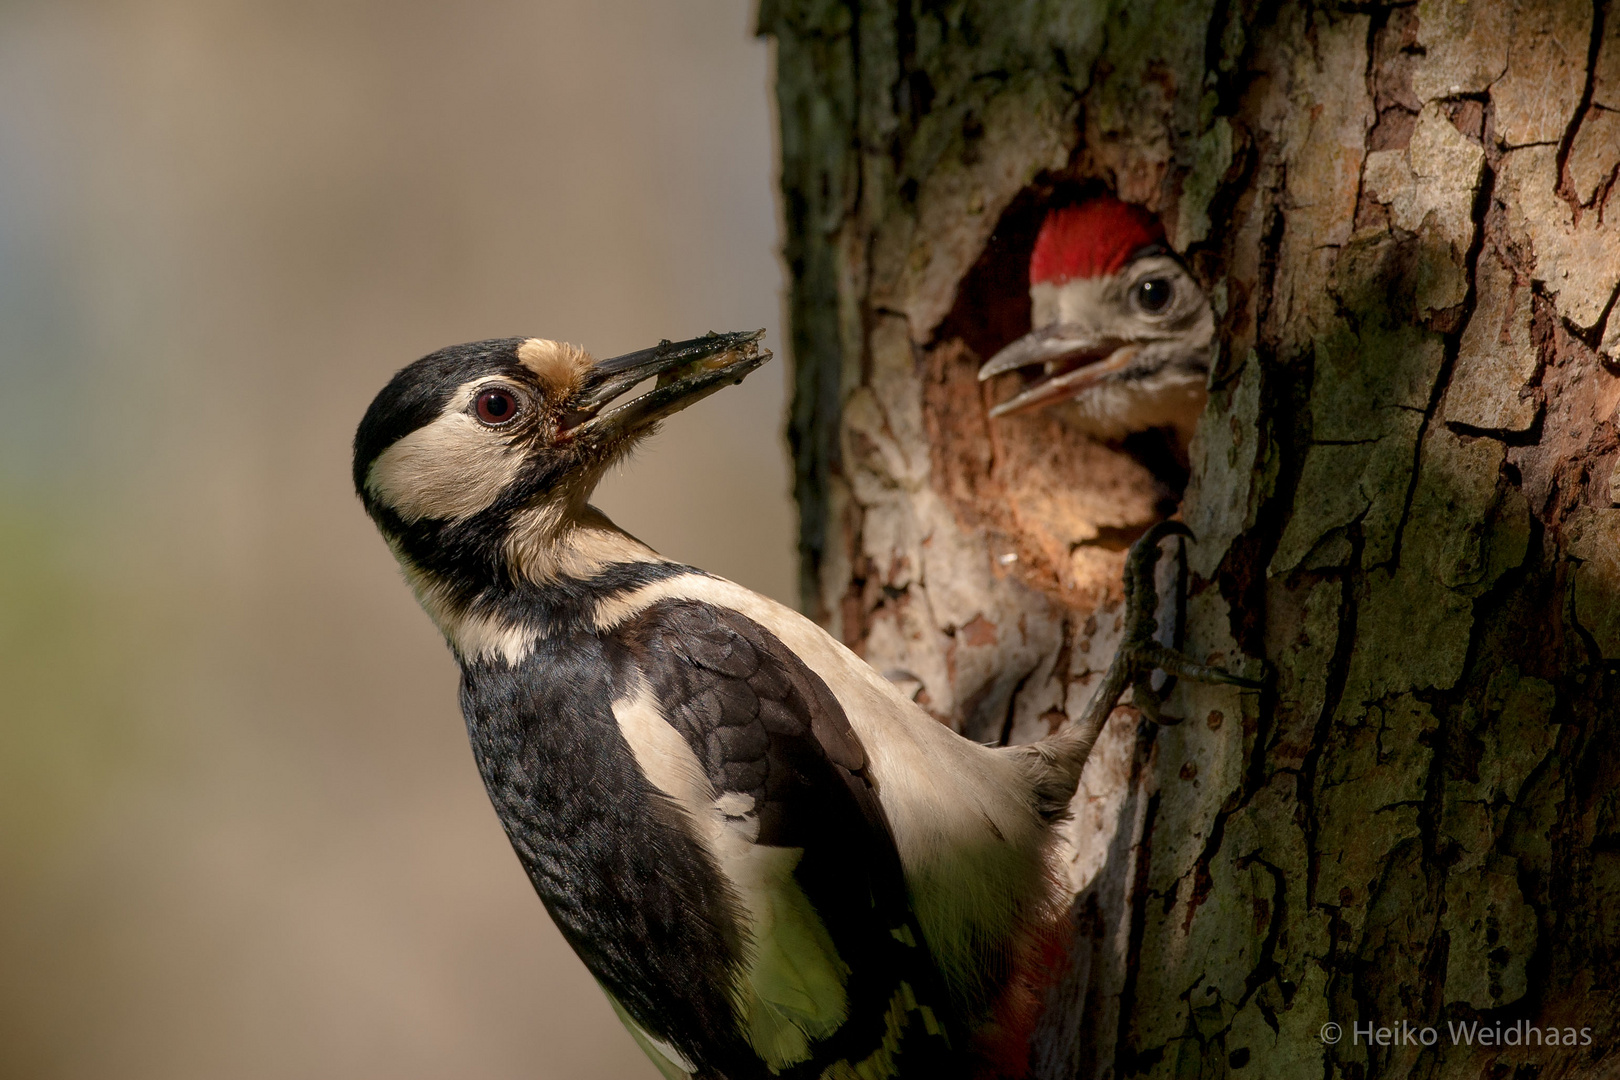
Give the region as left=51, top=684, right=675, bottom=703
left=565, top=329, right=770, bottom=439
left=977, top=326, right=1140, bottom=418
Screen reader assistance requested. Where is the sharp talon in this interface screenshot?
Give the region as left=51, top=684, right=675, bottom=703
left=1131, top=678, right=1158, bottom=723
left=1124, top=522, right=1189, bottom=574
left=1123, top=521, right=1191, bottom=604
left=1139, top=519, right=1195, bottom=546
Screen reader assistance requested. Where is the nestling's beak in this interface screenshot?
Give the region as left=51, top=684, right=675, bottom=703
left=565, top=329, right=771, bottom=439
left=977, top=325, right=1138, bottom=418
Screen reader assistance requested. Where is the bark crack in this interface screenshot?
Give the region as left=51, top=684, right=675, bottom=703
left=1382, top=103, right=1498, bottom=576
left=1554, top=0, right=1610, bottom=217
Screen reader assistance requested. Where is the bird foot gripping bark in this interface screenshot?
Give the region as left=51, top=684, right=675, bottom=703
left=1023, top=521, right=1264, bottom=817
left=1075, top=520, right=1265, bottom=734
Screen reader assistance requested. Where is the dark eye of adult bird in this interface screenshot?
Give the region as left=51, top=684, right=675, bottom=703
left=475, top=385, right=520, bottom=424
left=351, top=330, right=1256, bottom=1079
left=1133, top=276, right=1173, bottom=313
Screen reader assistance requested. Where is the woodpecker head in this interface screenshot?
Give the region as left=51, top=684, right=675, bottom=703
left=977, top=197, right=1214, bottom=445
left=353, top=331, right=769, bottom=615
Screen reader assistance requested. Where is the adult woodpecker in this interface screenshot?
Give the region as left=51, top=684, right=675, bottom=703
left=977, top=197, right=1214, bottom=449
left=353, top=331, right=1241, bottom=1079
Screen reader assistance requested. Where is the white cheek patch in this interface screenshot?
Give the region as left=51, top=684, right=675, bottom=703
left=611, top=686, right=851, bottom=1070
left=366, top=408, right=525, bottom=524
left=1029, top=280, right=1062, bottom=329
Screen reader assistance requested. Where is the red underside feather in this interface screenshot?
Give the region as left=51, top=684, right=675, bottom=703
left=969, top=878, right=1077, bottom=1079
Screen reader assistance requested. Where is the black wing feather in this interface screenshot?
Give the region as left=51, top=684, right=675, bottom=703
left=616, top=599, right=964, bottom=1077
left=461, top=597, right=966, bottom=1079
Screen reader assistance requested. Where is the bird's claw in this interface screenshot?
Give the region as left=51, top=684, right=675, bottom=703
left=1076, top=521, right=1264, bottom=731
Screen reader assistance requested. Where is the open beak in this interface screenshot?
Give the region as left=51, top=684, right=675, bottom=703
left=977, top=325, right=1137, bottom=419
left=565, top=329, right=771, bottom=439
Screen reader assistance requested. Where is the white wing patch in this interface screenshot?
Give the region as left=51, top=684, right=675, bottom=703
left=714, top=791, right=756, bottom=817
left=595, top=574, right=1052, bottom=1006
left=612, top=685, right=851, bottom=1070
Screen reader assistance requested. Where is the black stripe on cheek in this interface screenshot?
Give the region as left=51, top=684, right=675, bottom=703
left=353, top=338, right=529, bottom=497
left=367, top=449, right=578, bottom=604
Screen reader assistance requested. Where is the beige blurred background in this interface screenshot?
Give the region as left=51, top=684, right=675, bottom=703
left=0, top=2, right=792, bottom=1077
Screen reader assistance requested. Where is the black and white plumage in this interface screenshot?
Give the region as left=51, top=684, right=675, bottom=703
left=353, top=332, right=1115, bottom=1079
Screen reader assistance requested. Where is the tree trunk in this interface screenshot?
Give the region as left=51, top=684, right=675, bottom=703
left=762, top=1, right=1620, bottom=1077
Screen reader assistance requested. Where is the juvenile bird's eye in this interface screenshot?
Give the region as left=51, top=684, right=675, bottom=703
left=1134, top=277, right=1174, bottom=313
left=475, top=387, right=521, bottom=425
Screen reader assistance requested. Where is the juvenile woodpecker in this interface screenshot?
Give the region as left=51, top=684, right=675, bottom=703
left=978, top=197, right=1214, bottom=448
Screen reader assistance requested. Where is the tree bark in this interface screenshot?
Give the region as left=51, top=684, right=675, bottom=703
left=762, top=2, right=1620, bottom=1077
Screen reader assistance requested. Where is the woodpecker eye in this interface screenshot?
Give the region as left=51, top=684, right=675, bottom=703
left=475, top=387, right=521, bottom=426
left=1134, top=277, right=1174, bottom=313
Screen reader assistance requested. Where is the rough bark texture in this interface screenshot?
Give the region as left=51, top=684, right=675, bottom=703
left=761, top=2, right=1620, bottom=1077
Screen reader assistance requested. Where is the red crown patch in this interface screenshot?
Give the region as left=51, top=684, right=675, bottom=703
left=1028, top=198, right=1165, bottom=286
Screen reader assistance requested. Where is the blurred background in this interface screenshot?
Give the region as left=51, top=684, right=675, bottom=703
left=0, top=2, right=790, bottom=1076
